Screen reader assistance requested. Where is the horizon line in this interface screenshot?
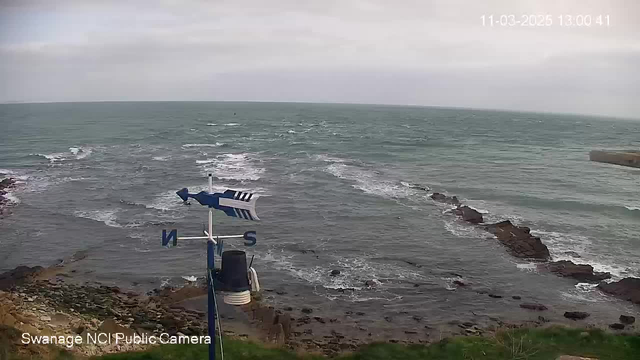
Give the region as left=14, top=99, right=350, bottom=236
left=1, top=99, right=638, bottom=122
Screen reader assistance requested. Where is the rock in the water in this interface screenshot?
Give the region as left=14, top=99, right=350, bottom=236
left=453, top=280, right=466, bottom=287
left=454, top=206, right=484, bottom=224
left=483, top=220, right=550, bottom=260
left=301, top=308, right=313, bottom=314
left=488, top=294, right=503, bottom=299
left=430, top=193, right=447, bottom=202
left=564, top=311, right=590, bottom=320
left=520, top=303, right=548, bottom=311
left=512, top=296, right=522, bottom=300
left=609, top=323, right=625, bottom=330
left=364, top=280, right=376, bottom=287
left=619, top=315, right=635, bottom=325
left=330, top=269, right=340, bottom=276
left=545, top=261, right=611, bottom=282
left=597, top=277, right=640, bottom=304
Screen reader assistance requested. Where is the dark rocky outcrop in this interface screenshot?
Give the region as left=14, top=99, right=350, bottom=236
left=564, top=311, right=590, bottom=320
left=0, top=266, right=44, bottom=291
left=454, top=206, right=483, bottom=224
left=619, top=315, right=635, bottom=325
left=430, top=193, right=460, bottom=205
left=543, top=261, right=611, bottom=282
left=597, top=277, right=640, bottom=305
left=483, top=221, right=550, bottom=260
left=609, top=323, right=625, bottom=330
left=330, top=270, right=341, bottom=276
left=520, top=303, right=548, bottom=311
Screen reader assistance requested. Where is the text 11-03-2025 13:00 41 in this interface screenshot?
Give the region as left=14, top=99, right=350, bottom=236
left=481, top=14, right=610, bottom=27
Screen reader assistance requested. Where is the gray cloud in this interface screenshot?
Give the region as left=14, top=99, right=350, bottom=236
left=0, top=0, right=638, bottom=118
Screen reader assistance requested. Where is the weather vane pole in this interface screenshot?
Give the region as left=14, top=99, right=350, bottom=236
left=162, top=173, right=260, bottom=360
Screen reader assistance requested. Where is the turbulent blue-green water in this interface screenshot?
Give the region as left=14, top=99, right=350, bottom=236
left=1, top=102, right=639, bottom=326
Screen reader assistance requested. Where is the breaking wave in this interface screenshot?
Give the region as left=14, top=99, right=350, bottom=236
left=197, top=153, right=265, bottom=181
left=74, top=209, right=122, bottom=228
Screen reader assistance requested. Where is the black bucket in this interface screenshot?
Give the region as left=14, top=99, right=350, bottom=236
left=218, top=250, right=250, bottom=292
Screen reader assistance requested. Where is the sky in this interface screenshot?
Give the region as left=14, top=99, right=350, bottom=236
left=0, top=0, right=639, bottom=118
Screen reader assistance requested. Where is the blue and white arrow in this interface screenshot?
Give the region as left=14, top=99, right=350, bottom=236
left=176, top=188, right=260, bottom=221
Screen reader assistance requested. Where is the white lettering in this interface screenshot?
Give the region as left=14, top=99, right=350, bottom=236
left=21, top=333, right=30, bottom=344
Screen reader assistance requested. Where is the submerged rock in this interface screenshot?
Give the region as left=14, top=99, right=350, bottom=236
left=609, top=323, right=625, bottom=330
left=483, top=220, right=550, bottom=260
left=544, top=261, right=611, bottom=282
left=597, top=277, right=640, bottom=304
left=330, top=270, right=341, bottom=276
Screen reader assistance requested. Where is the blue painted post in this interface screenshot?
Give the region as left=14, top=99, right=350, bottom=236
left=207, top=239, right=216, bottom=360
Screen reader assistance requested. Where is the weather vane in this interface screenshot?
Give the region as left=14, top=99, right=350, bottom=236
left=161, top=173, right=260, bottom=360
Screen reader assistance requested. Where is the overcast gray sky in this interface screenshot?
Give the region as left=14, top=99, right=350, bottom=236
left=1, top=0, right=638, bottom=118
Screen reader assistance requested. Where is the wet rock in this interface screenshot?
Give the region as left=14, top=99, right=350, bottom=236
left=609, top=323, right=625, bottom=330
left=597, top=277, right=640, bottom=304
left=483, top=220, right=550, bottom=260
left=619, top=315, right=635, bottom=325
left=430, top=193, right=447, bottom=202
left=412, top=315, right=423, bottom=322
left=512, top=296, right=521, bottom=300
left=488, top=294, right=503, bottom=299
left=544, top=261, right=611, bottom=282
left=454, top=206, right=484, bottom=224
left=364, top=280, right=376, bottom=287
left=330, top=270, right=341, bottom=276
left=520, top=303, right=548, bottom=311
left=564, top=311, right=590, bottom=320
left=301, top=308, right=313, bottom=314
left=0, top=266, right=45, bottom=291
left=453, top=280, right=467, bottom=287
left=355, top=312, right=365, bottom=316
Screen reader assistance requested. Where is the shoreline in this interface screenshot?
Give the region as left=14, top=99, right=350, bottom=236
left=1, top=261, right=637, bottom=358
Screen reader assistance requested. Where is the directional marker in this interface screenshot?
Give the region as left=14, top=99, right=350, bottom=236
left=176, top=188, right=260, bottom=220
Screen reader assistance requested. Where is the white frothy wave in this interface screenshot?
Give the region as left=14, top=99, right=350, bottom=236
left=224, top=123, right=239, bottom=126
left=325, top=163, right=412, bottom=199
left=206, top=123, right=217, bottom=126
left=534, top=230, right=635, bottom=278
left=152, top=156, right=171, bottom=161
left=625, top=205, right=640, bottom=211
left=182, top=143, right=224, bottom=148
left=259, top=250, right=424, bottom=297
left=32, top=146, right=92, bottom=163
left=198, top=153, right=265, bottom=181
left=74, top=210, right=121, bottom=228
left=182, top=276, right=198, bottom=282
left=3, top=192, right=20, bottom=205
left=443, top=219, right=494, bottom=239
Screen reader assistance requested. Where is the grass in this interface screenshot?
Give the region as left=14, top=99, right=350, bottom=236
left=4, top=326, right=639, bottom=360
left=95, top=327, right=639, bottom=360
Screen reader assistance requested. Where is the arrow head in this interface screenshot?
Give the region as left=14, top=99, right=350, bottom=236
left=176, top=188, right=189, bottom=202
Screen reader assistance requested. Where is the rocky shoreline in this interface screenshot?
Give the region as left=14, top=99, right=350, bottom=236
left=1, top=260, right=638, bottom=358
left=0, top=177, right=18, bottom=219
left=429, top=192, right=640, bottom=305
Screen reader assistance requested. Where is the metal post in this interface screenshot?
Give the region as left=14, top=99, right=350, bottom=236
left=207, top=239, right=216, bottom=360
left=207, top=173, right=216, bottom=360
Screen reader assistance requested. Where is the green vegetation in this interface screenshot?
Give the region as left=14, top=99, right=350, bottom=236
left=3, top=326, right=639, bottom=360
left=96, top=327, right=639, bottom=360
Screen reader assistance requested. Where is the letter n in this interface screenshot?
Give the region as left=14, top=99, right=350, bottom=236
left=162, top=229, right=178, bottom=247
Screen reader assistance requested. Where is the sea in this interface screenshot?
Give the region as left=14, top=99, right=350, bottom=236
left=1, top=102, right=639, bottom=327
